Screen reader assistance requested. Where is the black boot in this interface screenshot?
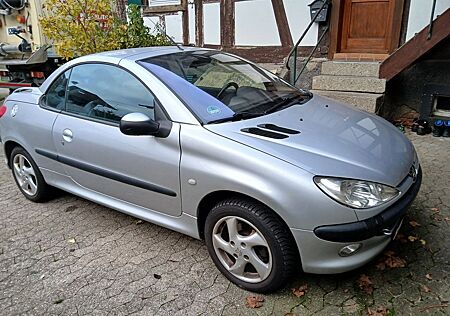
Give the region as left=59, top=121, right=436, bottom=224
left=411, top=119, right=419, bottom=132
left=416, top=119, right=432, bottom=135
left=433, top=120, right=444, bottom=137
left=443, top=120, right=450, bottom=137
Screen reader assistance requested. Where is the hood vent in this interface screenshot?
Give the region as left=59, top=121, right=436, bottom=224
left=257, top=124, right=300, bottom=135
left=241, top=127, right=289, bottom=139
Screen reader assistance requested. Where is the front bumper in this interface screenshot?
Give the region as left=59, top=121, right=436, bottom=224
left=313, top=167, right=422, bottom=242
left=292, top=167, right=422, bottom=274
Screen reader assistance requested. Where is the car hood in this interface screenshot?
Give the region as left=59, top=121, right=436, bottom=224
left=204, top=94, right=415, bottom=187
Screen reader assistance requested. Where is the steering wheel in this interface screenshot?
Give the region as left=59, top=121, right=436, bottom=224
left=217, top=82, right=239, bottom=99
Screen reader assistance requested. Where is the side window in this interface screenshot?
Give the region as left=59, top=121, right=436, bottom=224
left=45, top=70, right=71, bottom=110
left=65, top=64, right=156, bottom=123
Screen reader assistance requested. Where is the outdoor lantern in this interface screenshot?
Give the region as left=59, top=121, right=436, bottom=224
left=308, top=0, right=330, bottom=23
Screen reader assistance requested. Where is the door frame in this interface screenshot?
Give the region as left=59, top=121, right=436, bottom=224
left=328, top=0, right=405, bottom=60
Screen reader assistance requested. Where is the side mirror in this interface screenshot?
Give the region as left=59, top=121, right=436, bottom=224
left=120, top=113, right=160, bottom=136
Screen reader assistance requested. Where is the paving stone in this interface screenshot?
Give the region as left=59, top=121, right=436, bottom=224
left=0, top=133, right=449, bottom=315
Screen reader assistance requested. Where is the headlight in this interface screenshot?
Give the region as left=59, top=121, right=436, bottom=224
left=314, top=177, right=400, bottom=209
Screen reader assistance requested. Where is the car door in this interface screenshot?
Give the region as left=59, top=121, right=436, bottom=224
left=51, top=63, right=182, bottom=216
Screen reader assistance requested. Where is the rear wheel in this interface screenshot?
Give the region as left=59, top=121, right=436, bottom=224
left=205, top=198, right=298, bottom=293
left=10, top=147, right=53, bottom=202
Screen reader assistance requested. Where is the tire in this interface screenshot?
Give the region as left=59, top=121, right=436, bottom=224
left=10, top=146, right=53, bottom=202
left=204, top=198, right=298, bottom=293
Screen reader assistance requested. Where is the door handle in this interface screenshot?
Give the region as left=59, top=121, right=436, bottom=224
left=62, top=129, right=73, bottom=143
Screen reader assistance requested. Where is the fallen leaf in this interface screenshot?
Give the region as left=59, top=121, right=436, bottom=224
left=430, top=208, right=440, bottom=214
left=153, top=273, right=161, bottom=279
left=67, top=238, right=76, bottom=244
left=425, top=273, right=433, bottom=280
left=444, top=217, right=450, bottom=222
left=357, top=274, right=374, bottom=295
left=376, top=261, right=386, bottom=271
left=420, top=239, right=426, bottom=245
left=394, top=233, right=408, bottom=244
left=245, top=295, right=264, bottom=308
left=284, top=314, right=296, bottom=316
left=136, top=219, right=144, bottom=225
left=408, top=235, right=418, bottom=242
left=418, top=303, right=449, bottom=312
left=422, top=285, right=432, bottom=293
left=409, top=220, right=421, bottom=228
left=377, top=251, right=406, bottom=269
left=367, top=306, right=389, bottom=316
left=385, top=254, right=406, bottom=268
left=292, top=284, right=308, bottom=298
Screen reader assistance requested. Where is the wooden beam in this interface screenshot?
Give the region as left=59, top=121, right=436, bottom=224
left=195, top=0, right=204, bottom=46
left=271, top=0, right=293, bottom=47
left=380, top=7, right=450, bottom=80
left=388, top=0, right=405, bottom=53
left=143, top=4, right=185, bottom=14
left=182, top=6, right=189, bottom=45
left=328, top=0, right=343, bottom=59
left=222, top=46, right=313, bottom=63
left=220, top=0, right=234, bottom=48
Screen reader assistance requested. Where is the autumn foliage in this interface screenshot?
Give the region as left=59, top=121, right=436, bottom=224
left=40, top=1, right=169, bottom=59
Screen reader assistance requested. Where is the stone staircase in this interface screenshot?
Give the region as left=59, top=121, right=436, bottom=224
left=310, top=61, right=386, bottom=113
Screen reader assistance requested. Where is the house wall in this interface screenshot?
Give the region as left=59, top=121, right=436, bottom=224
left=383, top=39, right=450, bottom=119
left=406, top=0, right=450, bottom=41
left=143, top=0, right=318, bottom=51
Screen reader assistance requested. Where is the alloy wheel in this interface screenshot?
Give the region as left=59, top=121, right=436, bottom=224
left=212, top=216, right=272, bottom=283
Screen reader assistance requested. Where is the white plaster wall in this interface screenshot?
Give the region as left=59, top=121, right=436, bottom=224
left=203, top=3, right=221, bottom=45
left=149, top=0, right=181, bottom=6
left=188, top=4, right=196, bottom=44
left=165, top=13, right=183, bottom=43
left=283, top=0, right=318, bottom=46
left=235, top=0, right=281, bottom=46
left=406, top=0, right=450, bottom=41
left=143, top=16, right=162, bottom=35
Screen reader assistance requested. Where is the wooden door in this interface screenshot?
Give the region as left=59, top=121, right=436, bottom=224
left=338, top=0, right=403, bottom=55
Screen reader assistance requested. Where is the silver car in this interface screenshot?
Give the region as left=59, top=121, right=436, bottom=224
left=0, top=47, right=421, bottom=292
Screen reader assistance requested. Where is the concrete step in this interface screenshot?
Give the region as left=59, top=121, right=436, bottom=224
left=258, top=62, right=285, bottom=75
left=312, top=75, right=386, bottom=93
left=321, top=61, right=380, bottom=77
left=310, top=90, right=383, bottom=113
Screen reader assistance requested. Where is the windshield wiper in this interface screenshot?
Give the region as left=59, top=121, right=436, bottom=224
left=207, top=111, right=265, bottom=124
left=263, top=93, right=311, bottom=115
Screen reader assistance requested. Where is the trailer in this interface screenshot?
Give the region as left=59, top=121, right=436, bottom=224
left=0, top=0, right=64, bottom=91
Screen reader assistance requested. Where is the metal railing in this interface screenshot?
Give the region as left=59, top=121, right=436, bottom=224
left=427, top=0, right=437, bottom=39
left=285, top=0, right=330, bottom=85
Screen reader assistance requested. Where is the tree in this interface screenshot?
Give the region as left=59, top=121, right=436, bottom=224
left=125, top=4, right=168, bottom=48
left=40, top=1, right=168, bottom=59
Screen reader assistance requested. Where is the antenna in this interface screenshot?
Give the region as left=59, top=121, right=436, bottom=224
left=150, top=19, right=184, bottom=51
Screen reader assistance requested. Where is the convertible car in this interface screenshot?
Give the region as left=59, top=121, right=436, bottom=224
left=0, top=47, right=421, bottom=292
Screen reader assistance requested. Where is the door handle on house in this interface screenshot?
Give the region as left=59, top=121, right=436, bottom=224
left=62, top=129, right=73, bottom=143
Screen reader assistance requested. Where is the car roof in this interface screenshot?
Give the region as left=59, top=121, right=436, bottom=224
left=88, top=46, right=209, bottom=62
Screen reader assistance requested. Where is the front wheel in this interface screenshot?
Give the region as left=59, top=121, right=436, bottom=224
left=205, top=198, right=298, bottom=293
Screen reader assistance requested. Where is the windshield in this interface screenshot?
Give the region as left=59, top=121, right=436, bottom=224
left=138, top=50, right=311, bottom=124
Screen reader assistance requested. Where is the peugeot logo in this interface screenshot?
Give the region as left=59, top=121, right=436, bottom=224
left=409, top=166, right=417, bottom=182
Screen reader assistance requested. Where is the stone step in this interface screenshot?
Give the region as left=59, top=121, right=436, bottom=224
left=312, top=75, right=386, bottom=93
left=258, top=63, right=285, bottom=75
left=321, top=61, right=380, bottom=77
left=310, top=90, right=383, bottom=113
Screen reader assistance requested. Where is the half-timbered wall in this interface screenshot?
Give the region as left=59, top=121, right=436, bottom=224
left=141, top=0, right=319, bottom=62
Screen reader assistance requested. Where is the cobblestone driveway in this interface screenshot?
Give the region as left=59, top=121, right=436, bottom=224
left=0, top=133, right=449, bottom=315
